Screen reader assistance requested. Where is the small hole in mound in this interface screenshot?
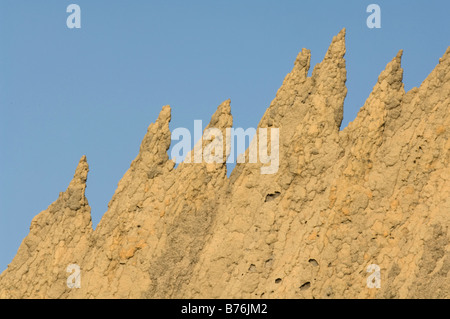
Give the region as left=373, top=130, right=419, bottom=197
left=308, top=259, right=319, bottom=267
left=275, top=278, right=282, bottom=284
left=299, top=282, right=311, bottom=291
left=265, top=191, right=281, bottom=202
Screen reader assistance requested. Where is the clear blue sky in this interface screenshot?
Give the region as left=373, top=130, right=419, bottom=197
left=0, top=0, right=448, bottom=272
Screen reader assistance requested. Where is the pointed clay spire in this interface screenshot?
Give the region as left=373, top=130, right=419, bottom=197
left=259, top=48, right=311, bottom=128
left=377, top=49, right=404, bottom=94
left=155, top=105, right=172, bottom=128
left=310, top=28, right=347, bottom=131
left=62, top=155, right=90, bottom=211
left=293, top=48, right=311, bottom=80
left=68, top=155, right=89, bottom=190
left=205, top=99, right=232, bottom=130
left=204, top=99, right=233, bottom=164
left=414, top=45, right=449, bottom=95
left=186, top=99, right=233, bottom=164
left=145, top=105, right=171, bottom=141
left=138, top=105, right=172, bottom=166
left=312, top=28, right=346, bottom=78
left=323, top=28, right=346, bottom=61
left=280, top=48, right=311, bottom=85
left=368, top=49, right=405, bottom=113
left=279, top=48, right=311, bottom=91
left=439, top=46, right=450, bottom=65
left=348, top=50, right=405, bottom=137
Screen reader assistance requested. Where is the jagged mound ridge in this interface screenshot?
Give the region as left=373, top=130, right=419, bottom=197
left=1, top=29, right=449, bottom=298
